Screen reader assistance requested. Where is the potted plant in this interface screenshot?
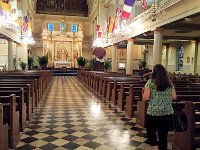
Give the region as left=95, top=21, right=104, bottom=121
left=28, top=56, right=33, bottom=70
left=104, top=59, right=112, bottom=72
left=138, top=60, right=147, bottom=69
left=88, top=58, right=96, bottom=70
left=38, top=55, right=48, bottom=70
left=20, top=62, right=26, bottom=70
left=76, top=56, right=88, bottom=69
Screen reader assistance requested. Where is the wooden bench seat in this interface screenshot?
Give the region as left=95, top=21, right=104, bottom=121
left=0, top=89, right=26, bottom=132
left=2, top=94, right=20, bottom=149
left=0, top=87, right=32, bottom=121
left=0, top=103, right=9, bottom=150
left=172, top=102, right=200, bottom=150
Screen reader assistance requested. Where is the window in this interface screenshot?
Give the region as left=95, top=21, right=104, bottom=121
left=177, top=46, right=184, bottom=71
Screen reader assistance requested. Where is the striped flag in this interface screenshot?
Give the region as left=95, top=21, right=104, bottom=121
left=113, top=6, right=122, bottom=32
left=22, top=16, right=28, bottom=32
left=122, top=0, right=135, bottom=19
left=1, top=0, right=11, bottom=12
left=96, top=25, right=102, bottom=38
left=141, top=0, right=148, bottom=11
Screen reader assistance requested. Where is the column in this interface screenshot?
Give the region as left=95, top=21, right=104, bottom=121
left=126, top=38, right=134, bottom=74
left=8, top=39, right=14, bottom=71
left=193, top=40, right=199, bottom=74
left=112, top=44, right=117, bottom=72
left=152, top=28, right=163, bottom=67
left=165, top=44, right=169, bottom=70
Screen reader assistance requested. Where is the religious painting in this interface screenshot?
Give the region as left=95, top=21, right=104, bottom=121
left=36, top=0, right=88, bottom=16
left=56, top=42, right=72, bottom=61
left=60, top=21, right=66, bottom=33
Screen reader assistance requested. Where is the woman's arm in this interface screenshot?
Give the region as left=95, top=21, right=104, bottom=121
left=172, top=88, right=177, bottom=101
left=143, top=88, right=150, bottom=101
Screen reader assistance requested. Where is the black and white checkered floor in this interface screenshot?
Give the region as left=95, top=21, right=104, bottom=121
left=15, top=76, right=173, bottom=150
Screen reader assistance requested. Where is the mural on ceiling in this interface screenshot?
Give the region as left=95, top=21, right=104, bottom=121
left=36, top=0, right=88, bottom=16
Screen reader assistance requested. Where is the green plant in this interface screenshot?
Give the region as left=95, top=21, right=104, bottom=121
left=38, top=55, right=48, bottom=66
left=138, top=60, right=147, bottom=69
left=104, top=59, right=112, bottom=71
left=20, top=62, right=26, bottom=70
left=76, top=56, right=88, bottom=68
left=88, top=58, right=96, bottom=70
left=28, top=56, right=33, bottom=67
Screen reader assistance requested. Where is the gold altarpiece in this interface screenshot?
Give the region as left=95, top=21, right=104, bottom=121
left=42, top=29, right=84, bottom=68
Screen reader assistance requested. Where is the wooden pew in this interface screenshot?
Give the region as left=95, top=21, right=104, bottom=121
left=0, top=87, right=32, bottom=121
left=0, top=83, right=36, bottom=111
left=117, top=82, right=145, bottom=111
left=0, top=79, right=39, bottom=106
left=136, top=89, right=200, bottom=128
left=172, top=102, right=200, bottom=150
left=0, top=89, right=27, bottom=132
left=0, top=103, right=9, bottom=150
left=125, top=85, right=143, bottom=117
left=2, top=94, right=20, bottom=148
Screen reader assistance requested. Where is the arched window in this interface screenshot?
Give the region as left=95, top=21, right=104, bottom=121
left=177, top=46, right=184, bottom=71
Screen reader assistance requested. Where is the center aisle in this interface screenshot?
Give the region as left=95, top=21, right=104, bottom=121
left=16, top=76, right=152, bottom=150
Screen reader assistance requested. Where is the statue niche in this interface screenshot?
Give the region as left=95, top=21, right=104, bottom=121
left=57, top=43, right=70, bottom=61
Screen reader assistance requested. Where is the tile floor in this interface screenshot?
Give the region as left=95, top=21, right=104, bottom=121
left=15, top=76, right=173, bottom=150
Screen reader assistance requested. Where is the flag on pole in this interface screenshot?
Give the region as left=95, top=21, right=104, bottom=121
left=108, top=16, right=115, bottom=33
left=141, top=0, right=148, bottom=11
left=96, top=25, right=102, bottom=38
left=113, top=6, right=122, bottom=31
left=22, top=16, right=28, bottom=32
left=122, top=0, right=135, bottom=19
left=1, top=0, right=11, bottom=12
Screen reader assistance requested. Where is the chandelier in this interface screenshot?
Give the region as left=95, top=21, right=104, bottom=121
left=114, top=20, right=129, bottom=36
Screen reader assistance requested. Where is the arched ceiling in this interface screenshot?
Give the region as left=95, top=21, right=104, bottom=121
left=36, top=0, right=90, bottom=17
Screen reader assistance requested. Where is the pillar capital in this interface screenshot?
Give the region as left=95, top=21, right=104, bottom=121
left=153, top=28, right=164, bottom=34
left=127, top=38, right=134, bottom=43
left=7, top=38, right=13, bottom=42
left=112, top=43, right=118, bottom=47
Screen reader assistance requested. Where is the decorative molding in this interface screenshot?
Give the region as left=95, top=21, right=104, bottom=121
left=32, top=38, right=43, bottom=48
left=0, top=27, right=20, bottom=43
left=106, top=0, right=200, bottom=46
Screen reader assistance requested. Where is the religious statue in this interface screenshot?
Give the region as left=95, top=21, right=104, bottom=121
left=78, top=24, right=82, bottom=31
left=60, top=20, right=66, bottom=33
left=43, top=21, right=47, bottom=30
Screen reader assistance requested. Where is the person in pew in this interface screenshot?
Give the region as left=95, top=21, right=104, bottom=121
left=143, top=64, right=177, bottom=150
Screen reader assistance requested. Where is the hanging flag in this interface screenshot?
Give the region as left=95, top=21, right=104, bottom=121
left=1, top=0, right=11, bottom=12
left=122, top=0, right=135, bottom=19
left=96, top=25, right=102, bottom=38
left=28, top=22, right=31, bottom=29
left=22, top=16, right=28, bottom=32
left=108, top=16, right=115, bottom=33
left=113, top=6, right=122, bottom=32
left=141, top=0, right=148, bottom=11
left=17, top=17, right=23, bottom=26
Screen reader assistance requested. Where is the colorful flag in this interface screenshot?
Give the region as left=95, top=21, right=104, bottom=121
left=108, top=16, right=115, bottom=33
left=1, top=0, right=11, bottom=12
left=17, top=17, right=23, bottom=26
left=96, top=25, right=102, bottom=38
left=122, top=0, right=135, bottom=19
left=113, top=6, right=122, bottom=32
left=141, top=0, right=148, bottom=11
left=22, top=16, right=28, bottom=32
left=28, top=22, right=31, bottom=29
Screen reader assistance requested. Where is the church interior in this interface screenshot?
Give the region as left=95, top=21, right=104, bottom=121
left=0, top=0, right=200, bottom=150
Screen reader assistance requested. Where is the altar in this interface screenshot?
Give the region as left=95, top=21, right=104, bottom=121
left=54, top=61, right=72, bottom=68
left=42, top=24, right=84, bottom=68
